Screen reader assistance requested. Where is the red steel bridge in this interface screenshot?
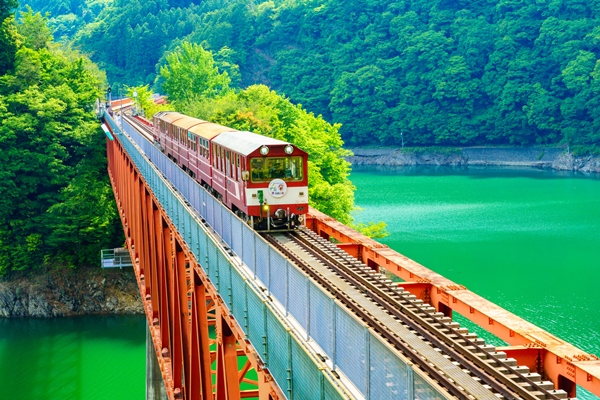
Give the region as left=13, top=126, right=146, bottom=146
left=100, top=107, right=600, bottom=400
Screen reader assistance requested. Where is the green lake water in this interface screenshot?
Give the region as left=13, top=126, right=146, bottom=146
left=351, top=165, right=600, bottom=398
left=0, top=315, right=146, bottom=399
left=1, top=165, right=598, bottom=399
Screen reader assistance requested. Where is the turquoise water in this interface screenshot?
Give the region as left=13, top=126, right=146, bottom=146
left=1, top=165, right=598, bottom=398
left=0, top=315, right=146, bottom=399
left=351, top=165, right=600, bottom=397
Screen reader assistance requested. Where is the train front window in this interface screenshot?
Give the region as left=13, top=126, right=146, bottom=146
left=250, top=157, right=303, bottom=182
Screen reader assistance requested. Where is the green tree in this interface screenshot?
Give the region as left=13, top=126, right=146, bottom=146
left=182, top=84, right=356, bottom=224
left=0, top=10, right=122, bottom=274
left=159, top=41, right=231, bottom=107
left=17, top=7, right=52, bottom=50
left=0, top=0, right=18, bottom=74
left=126, top=84, right=169, bottom=118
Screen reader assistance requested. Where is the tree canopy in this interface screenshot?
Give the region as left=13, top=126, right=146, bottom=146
left=0, top=8, right=121, bottom=275
left=159, top=42, right=356, bottom=223
left=52, top=0, right=600, bottom=153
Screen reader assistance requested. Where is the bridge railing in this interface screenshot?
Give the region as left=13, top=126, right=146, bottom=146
left=100, top=248, right=132, bottom=268
left=105, top=110, right=447, bottom=399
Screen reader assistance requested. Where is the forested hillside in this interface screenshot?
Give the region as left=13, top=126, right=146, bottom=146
left=33, top=0, right=600, bottom=151
left=0, top=5, right=122, bottom=275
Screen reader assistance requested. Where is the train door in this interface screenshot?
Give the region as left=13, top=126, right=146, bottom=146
left=224, top=150, right=231, bottom=205
left=226, top=151, right=240, bottom=207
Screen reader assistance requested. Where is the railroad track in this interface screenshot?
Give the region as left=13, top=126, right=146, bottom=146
left=266, top=230, right=569, bottom=400
left=123, top=114, right=154, bottom=142
left=117, top=113, right=570, bottom=399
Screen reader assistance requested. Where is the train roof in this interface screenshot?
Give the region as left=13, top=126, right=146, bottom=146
left=155, top=111, right=237, bottom=140
left=172, top=115, right=206, bottom=130
left=189, top=122, right=237, bottom=140
left=212, top=131, right=289, bottom=156
left=155, top=111, right=186, bottom=124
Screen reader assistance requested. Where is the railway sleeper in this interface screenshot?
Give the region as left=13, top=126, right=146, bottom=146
left=520, top=372, right=542, bottom=382
left=444, top=321, right=461, bottom=329
left=465, top=343, right=488, bottom=353
left=532, top=381, right=555, bottom=391
left=531, top=389, right=569, bottom=399
left=468, top=337, right=486, bottom=346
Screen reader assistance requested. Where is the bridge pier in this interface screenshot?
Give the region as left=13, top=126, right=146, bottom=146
left=146, top=324, right=167, bottom=400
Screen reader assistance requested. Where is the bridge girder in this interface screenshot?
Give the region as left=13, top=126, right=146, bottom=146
left=107, top=136, right=283, bottom=400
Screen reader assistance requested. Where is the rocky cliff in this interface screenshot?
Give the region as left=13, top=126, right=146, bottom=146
left=0, top=266, right=143, bottom=318
left=346, top=147, right=600, bottom=173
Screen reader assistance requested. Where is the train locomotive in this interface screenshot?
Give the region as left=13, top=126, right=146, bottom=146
left=153, top=111, right=309, bottom=231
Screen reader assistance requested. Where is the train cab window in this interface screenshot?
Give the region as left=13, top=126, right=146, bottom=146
left=250, top=157, right=304, bottom=182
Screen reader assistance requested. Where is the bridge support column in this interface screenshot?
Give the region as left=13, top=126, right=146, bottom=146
left=146, top=324, right=167, bottom=400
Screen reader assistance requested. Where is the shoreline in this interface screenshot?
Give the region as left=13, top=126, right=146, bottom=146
left=2, top=146, right=598, bottom=318
left=0, top=265, right=143, bottom=318
left=346, top=146, right=600, bottom=173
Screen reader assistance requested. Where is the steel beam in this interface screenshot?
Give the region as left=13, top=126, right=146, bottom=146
left=307, top=207, right=600, bottom=397
left=106, top=135, right=284, bottom=400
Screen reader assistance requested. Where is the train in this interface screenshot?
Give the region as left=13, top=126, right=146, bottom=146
left=152, top=111, right=309, bottom=231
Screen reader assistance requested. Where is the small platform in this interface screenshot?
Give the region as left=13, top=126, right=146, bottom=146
left=101, top=248, right=133, bottom=268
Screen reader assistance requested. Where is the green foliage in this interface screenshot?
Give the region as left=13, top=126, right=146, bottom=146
left=159, top=41, right=231, bottom=107
left=17, top=7, right=52, bottom=50
left=0, top=0, right=18, bottom=74
left=73, top=0, right=199, bottom=86
left=0, top=11, right=122, bottom=275
left=126, top=84, right=169, bottom=118
left=179, top=83, right=356, bottom=224
left=21, top=0, right=600, bottom=149
left=351, top=221, right=389, bottom=239
left=571, top=144, right=600, bottom=157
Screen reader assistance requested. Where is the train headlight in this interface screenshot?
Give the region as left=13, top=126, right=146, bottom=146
left=260, top=146, right=269, bottom=155
left=284, top=144, right=293, bottom=154
left=262, top=204, right=270, bottom=213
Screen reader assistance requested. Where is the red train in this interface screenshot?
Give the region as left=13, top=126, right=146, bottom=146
left=153, top=112, right=309, bottom=231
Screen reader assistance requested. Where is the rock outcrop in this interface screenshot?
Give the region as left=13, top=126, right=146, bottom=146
left=552, top=153, right=600, bottom=173
left=0, top=266, right=143, bottom=318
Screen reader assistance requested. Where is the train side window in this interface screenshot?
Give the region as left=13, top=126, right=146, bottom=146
left=225, top=150, right=230, bottom=176
left=221, top=147, right=225, bottom=171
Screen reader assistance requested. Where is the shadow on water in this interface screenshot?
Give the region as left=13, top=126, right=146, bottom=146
left=351, top=164, right=600, bottom=180
left=0, top=315, right=145, bottom=399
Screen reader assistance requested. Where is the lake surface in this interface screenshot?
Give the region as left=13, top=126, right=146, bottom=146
left=1, top=165, right=598, bottom=399
left=0, top=315, right=146, bottom=399
left=351, top=165, right=600, bottom=398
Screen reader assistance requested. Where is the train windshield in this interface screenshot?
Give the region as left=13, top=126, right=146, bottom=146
left=250, top=157, right=303, bottom=182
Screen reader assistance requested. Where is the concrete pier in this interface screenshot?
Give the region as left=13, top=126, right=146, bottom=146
left=146, top=325, right=167, bottom=400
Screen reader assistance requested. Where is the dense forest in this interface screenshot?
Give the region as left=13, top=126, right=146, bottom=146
left=0, top=4, right=122, bottom=275
left=26, top=0, right=600, bottom=152
left=0, top=1, right=372, bottom=275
